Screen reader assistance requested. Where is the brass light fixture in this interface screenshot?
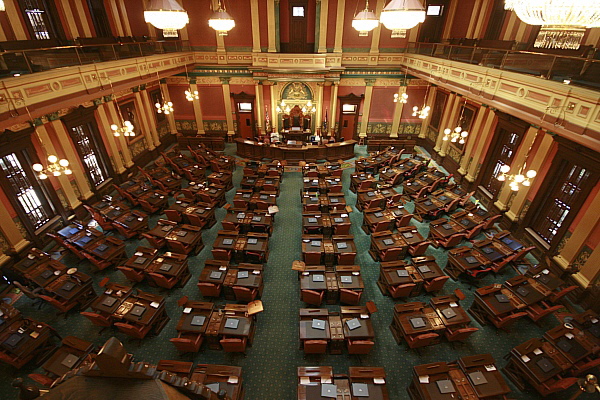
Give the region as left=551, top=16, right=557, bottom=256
left=155, top=72, right=174, bottom=115
left=443, top=98, right=469, bottom=144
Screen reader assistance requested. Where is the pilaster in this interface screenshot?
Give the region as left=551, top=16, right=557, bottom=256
left=267, top=0, right=278, bottom=53
left=317, top=0, right=329, bottom=54
left=96, top=104, right=126, bottom=174
left=390, top=86, right=407, bottom=138
left=251, top=0, right=261, bottom=53
left=465, top=109, right=497, bottom=182
left=359, top=79, right=376, bottom=138
left=418, top=85, right=437, bottom=139
left=329, top=82, right=339, bottom=135
left=221, top=77, right=235, bottom=137
left=133, top=90, right=156, bottom=151
left=140, top=88, right=162, bottom=147
left=105, top=105, right=134, bottom=168
left=160, top=80, right=178, bottom=135
left=434, top=93, right=457, bottom=153
left=458, top=105, right=488, bottom=175
left=333, top=0, right=346, bottom=53
left=439, top=94, right=462, bottom=157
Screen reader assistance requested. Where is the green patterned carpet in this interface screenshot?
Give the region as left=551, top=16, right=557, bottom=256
left=0, top=144, right=584, bottom=399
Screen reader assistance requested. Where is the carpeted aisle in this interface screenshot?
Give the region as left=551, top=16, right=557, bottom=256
left=0, top=144, right=569, bottom=399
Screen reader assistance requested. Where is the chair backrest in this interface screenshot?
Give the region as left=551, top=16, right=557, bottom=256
left=390, top=283, right=416, bottom=299
left=445, top=327, right=479, bottom=342
left=495, top=311, right=527, bottom=329
left=301, top=289, right=324, bottom=306
left=148, top=272, right=178, bottom=289
left=170, top=333, right=202, bottom=353
left=408, top=333, right=439, bottom=348
left=409, top=240, right=430, bottom=256
left=164, top=209, right=182, bottom=223
left=347, top=339, right=374, bottom=354
left=168, top=240, right=190, bottom=255
left=373, top=221, right=391, bottom=233
left=466, top=224, right=484, bottom=240
left=233, top=286, right=257, bottom=302
left=338, top=252, right=356, bottom=265
left=443, top=233, right=466, bottom=248
left=304, top=340, right=327, bottom=354
left=233, top=199, right=248, bottom=209
left=197, top=282, right=221, bottom=297
left=424, top=275, right=449, bottom=292
left=381, top=247, right=403, bottom=262
left=339, top=288, right=362, bottom=305
left=117, top=266, right=145, bottom=282
left=114, top=322, right=148, bottom=339
left=256, top=201, right=270, bottom=210
left=211, top=248, right=231, bottom=261
left=483, top=214, right=501, bottom=230
left=220, top=337, right=247, bottom=353
left=80, top=311, right=111, bottom=327
left=304, top=252, right=322, bottom=265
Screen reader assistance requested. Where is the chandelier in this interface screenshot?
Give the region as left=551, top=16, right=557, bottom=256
left=506, top=1, right=600, bottom=50
left=443, top=98, right=469, bottom=144
left=144, top=0, right=189, bottom=38
left=184, top=65, right=198, bottom=101
left=209, top=0, right=235, bottom=36
left=33, top=155, right=72, bottom=180
left=111, top=120, right=135, bottom=137
left=413, top=83, right=432, bottom=119
left=393, top=92, right=408, bottom=103
left=155, top=72, right=174, bottom=115
left=352, top=1, right=379, bottom=36
left=498, top=165, right=537, bottom=191
left=380, top=0, right=426, bottom=38
left=302, top=100, right=317, bottom=114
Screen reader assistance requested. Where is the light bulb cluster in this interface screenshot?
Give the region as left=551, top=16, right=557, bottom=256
left=443, top=126, right=468, bottom=144
left=352, top=0, right=427, bottom=38
left=156, top=101, right=174, bottom=114
left=412, top=105, right=430, bottom=119
left=111, top=120, right=135, bottom=137
left=497, top=165, right=537, bottom=191
left=394, top=92, right=408, bottom=103
left=185, top=88, right=199, bottom=101
left=32, top=155, right=72, bottom=180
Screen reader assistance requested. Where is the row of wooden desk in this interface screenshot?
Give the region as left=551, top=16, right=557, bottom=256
left=117, top=246, right=191, bottom=289
left=198, top=260, right=264, bottom=302
left=142, top=219, right=205, bottom=255
left=297, top=264, right=364, bottom=306
left=298, top=366, right=390, bottom=400
left=377, top=257, right=450, bottom=298
left=302, top=213, right=351, bottom=236
left=301, top=234, right=357, bottom=267
left=235, top=138, right=357, bottom=163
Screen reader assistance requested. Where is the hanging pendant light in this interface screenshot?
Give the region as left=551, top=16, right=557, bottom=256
left=144, top=0, right=189, bottom=38
left=443, top=98, right=469, bottom=144
left=209, top=0, right=236, bottom=36
left=506, top=1, right=600, bottom=50
left=413, top=84, right=431, bottom=119
left=380, top=0, right=426, bottom=38
left=184, top=65, right=198, bottom=101
left=0, top=1, right=5, bottom=12
left=154, top=72, right=174, bottom=115
left=352, top=1, right=379, bottom=36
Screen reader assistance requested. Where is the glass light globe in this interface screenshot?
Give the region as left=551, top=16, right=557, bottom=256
left=522, top=180, right=530, bottom=186
left=514, top=174, right=525, bottom=183
left=167, top=102, right=173, bottom=106
left=59, top=159, right=69, bottom=167
left=39, top=173, right=48, bottom=180
left=451, top=137, right=457, bottom=142
left=497, top=175, right=506, bottom=182
left=413, top=106, right=418, bottom=111
left=48, top=155, right=58, bottom=163
left=454, top=126, right=462, bottom=133
left=124, top=120, right=132, bottom=127
left=444, top=128, right=451, bottom=134
left=424, top=106, right=430, bottom=111
left=510, top=185, right=519, bottom=191
left=500, top=164, right=511, bottom=173
left=111, top=124, right=118, bottom=131
left=53, top=171, right=61, bottom=176
left=442, top=136, right=448, bottom=141
left=461, top=131, right=468, bottom=137
left=155, top=103, right=161, bottom=108
left=64, top=169, right=72, bottom=175
left=459, top=139, right=465, bottom=144
left=526, top=170, right=537, bottom=178
left=33, top=163, right=43, bottom=172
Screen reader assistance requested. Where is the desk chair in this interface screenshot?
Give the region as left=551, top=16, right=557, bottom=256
left=379, top=247, right=404, bottom=262
left=548, top=285, right=578, bottom=303
left=334, top=223, right=351, bottom=235
left=138, top=198, right=162, bottom=214
left=117, top=266, right=145, bottom=283
left=371, top=220, right=391, bottom=233
left=220, top=337, right=247, bottom=354
left=445, top=327, right=479, bottom=342
left=38, top=295, right=77, bottom=317
left=245, top=250, right=266, bottom=264
left=408, top=241, right=430, bottom=256
left=483, top=214, right=502, bottom=231
left=82, top=251, right=113, bottom=271
left=390, top=283, right=416, bottom=299
left=83, top=205, right=114, bottom=231
left=13, top=282, right=44, bottom=310
left=339, top=289, right=362, bottom=305
left=233, top=286, right=258, bottom=302
left=112, top=184, right=137, bottom=205
left=423, top=276, right=449, bottom=293
left=303, top=340, right=327, bottom=354
left=0, top=351, right=26, bottom=369
left=435, top=232, right=466, bottom=249
left=255, top=201, right=270, bottom=211
left=233, top=200, right=249, bottom=212
left=221, top=221, right=238, bottom=231
left=347, top=339, right=374, bottom=355
left=526, top=301, right=563, bottom=323
left=27, top=373, right=55, bottom=387
left=141, top=233, right=166, bottom=249
left=406, top=333, right=439, bottom=349
left=80, top=312, right=112, bottom=333
left=197, top=282, right=222, bottom=298
left=337, top=252, right=356, bottom=265
left=168, top=239, right=194, bottom=255
left=301, top=289, right=324, bottom=306
left=465, top=223, right=484, bottom=240
left=395, top=213, right=414, bottom=228
left=186, top=213, right=207, bottom=229
left=114, top=322, right=152, bottom=341
left=491, top=254, right=517, bottom=274
left=148, top=272, right=178, bottom=290
left=490, top=311, right=528, bottom=331
left=170, top=332, right=203, bottom=354
left=113, top=220, right=140, bottom=239
left=304, top=252, right=322, bottom=265
left=459, top=191, right=475, bottom=207
left=212, top=248, right=232, bottom=261
left=304, top=203, right=321, bottom=212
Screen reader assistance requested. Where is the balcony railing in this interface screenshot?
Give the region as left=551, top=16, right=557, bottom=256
left=0, top=39, right=191, bottom=79
left=406, top=42, right=600, bottom=91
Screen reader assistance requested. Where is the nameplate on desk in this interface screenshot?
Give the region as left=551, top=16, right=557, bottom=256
left=247, top=238, right=258, bottom=245
left=210, top=271, right=222, bottom=279
left=308, top=218, right=318, bottom=223
left=418, top=265, right=431, bottom=274
left=321, top=384, right=337, bottom=398
left=161, top=226, right=173, bottom=232
left=238, top=271, right=249, bottom=279
left=223, top=239, right=234, bottom=245
left=190, top=315, right=206, bottom=326
left=410, top=317, right=426, bottom=328
left=311, top=241, right=321, bottom=247
left=346, top=318, right=361, bottom=330
left=340, top=276, right=353, bottom=284
left=465, top=256, right=478, bottom=264
left=374, top=212, right=384, bottom=218
left=312, top=319, right=326, bottom=330
left=312, top=274, right=325, bottom=282
left=383, top=239, right=394, bottom=246
left=177, top=231, right=188, bottom=237
left=397, top=269, right=409, bottom=277
left=402, top=232, right=414, bottom=239
left=337, top=242, right=348, bottom=249
left=61, top=353, right=79, bottom=368
left=442, top=308, right=457, bottom=319
left=224, top=318, right=239, bottom=329
left=333, top=218, right=344, bottom=223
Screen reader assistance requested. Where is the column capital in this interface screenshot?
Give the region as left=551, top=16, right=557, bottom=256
left=220, top=77, right=231, bottom=85
left=190, top=79, right=197, bottom=85
left=364, top=78, right=376, bottom=86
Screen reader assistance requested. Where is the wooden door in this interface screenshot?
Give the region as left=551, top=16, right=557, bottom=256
left=418, top=1, right=449, bottom=43
left=289, top=1, right=308, bottom=53
left=337, top=94, right=363, bottom=141
left=340, top=114, right=356, bottom=141
left=232, top=93, right=256, bottom=139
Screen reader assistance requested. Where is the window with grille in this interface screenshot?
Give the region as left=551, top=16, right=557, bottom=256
left=70, top=124, right=106, bottom=187
left=25, top=6, right=50, bottom=39
left=531, top=164, right=592, bottom=244
left=0, top=153, right=52, bottom=229
left=480, top=126, right=523, bottom=198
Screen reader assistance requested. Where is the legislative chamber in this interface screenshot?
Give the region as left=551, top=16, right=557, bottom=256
left=0, top=1, right=599, bottom=400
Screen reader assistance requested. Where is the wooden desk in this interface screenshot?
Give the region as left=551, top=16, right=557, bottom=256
left=457, top=354, right=511, bottom=399
left=89, top=282, right=134, bottom=319
left=446, top=246, right=492, bottom=281
left=191, top=364, right=244, bottom=400
left=430, top=295, right=472, bottom=329
left=235, top=138, right=357, bottom=163
left=377, top=261, right=423, bottom=298
left=369, top=231, right=408, bottom=261
left=42, top=270, right=96, bottom=309
left=410, top=362, right=476, bottom=400
left=176, top=301, right=214, bottom=334
left=148, top=252, right=191, bottom=288
left=165, top=224, right=204, bottom=255
left=0, top=319, right=55, bottom=369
